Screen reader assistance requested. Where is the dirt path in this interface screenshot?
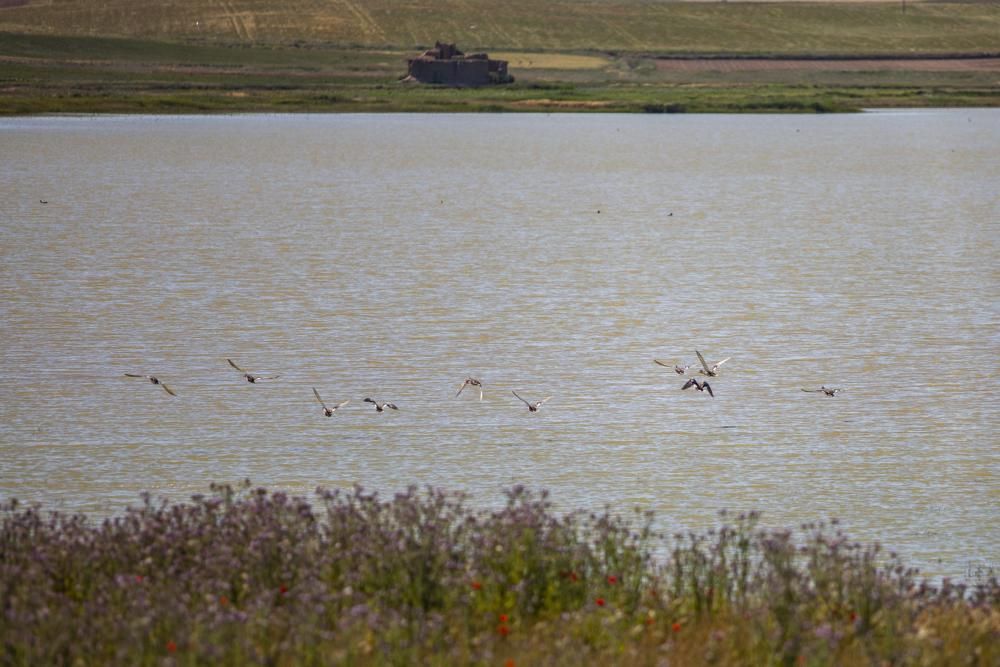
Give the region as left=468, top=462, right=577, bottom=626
left=654, top=56, right=1000, bottom=72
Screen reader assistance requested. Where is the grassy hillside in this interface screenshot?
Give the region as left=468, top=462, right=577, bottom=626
left=1, top=0, right=999, bottom=55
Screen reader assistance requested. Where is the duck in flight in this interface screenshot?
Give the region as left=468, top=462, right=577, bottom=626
left=363, top=398, right=398, bottom=412
left=695, top=350, right=730, bottom=377
left=227, top=358, right=280, bottom=383
left=313, top=388, right=349, bottom=416
left=801, top=387, right=843, bottom=397
left=512, top=390, right=551, bottom=412
left=654, top=360, right=690, bottom=375
left=124, top=373, right=176, bottom=396
left=456, top=377, right=483, bottom=400
left=682, top=378, right=714, bottom=397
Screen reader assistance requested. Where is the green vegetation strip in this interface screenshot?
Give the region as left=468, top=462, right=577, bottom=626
left=3, top=33, right=999, bottom=114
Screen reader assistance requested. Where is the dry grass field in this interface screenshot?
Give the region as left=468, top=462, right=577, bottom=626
left=1, top=0, right=999, bottom=55
left=491, top=53, right=610, bottom=71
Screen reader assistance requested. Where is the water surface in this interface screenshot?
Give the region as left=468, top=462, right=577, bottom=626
left=1, top=111, right=997, bottom=578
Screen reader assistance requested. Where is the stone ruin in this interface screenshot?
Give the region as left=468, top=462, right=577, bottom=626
left=404, top=42, right=512, bottom=87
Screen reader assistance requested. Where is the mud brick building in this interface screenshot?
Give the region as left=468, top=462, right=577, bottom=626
left=405, top=42, right=512, bottom=86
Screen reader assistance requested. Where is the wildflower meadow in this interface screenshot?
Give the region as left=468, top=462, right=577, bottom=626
left=1, top=483, right=997, bottom=665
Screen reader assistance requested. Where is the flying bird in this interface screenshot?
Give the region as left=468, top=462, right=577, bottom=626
left=695, top=350, right=730, bottom=377
left=801, top=387, right=843, bottom=397
left=512, top=390, right=551, bottom=412
left=655, top=360, right=690, bottom=375
left=363, top=398, right=398, bottom=412
left=124, top=373, right=176, bottom=396
left=682, top=378, right=714, bottom=397
left=313, top=388, right=349, bottom=416
left=227, top=358, right=280, bottom=383
left=456, top=377, right=483, bottom=400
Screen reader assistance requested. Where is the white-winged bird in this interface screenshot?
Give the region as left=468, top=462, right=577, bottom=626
left=695, top=350, right=730, bottom=377
left=124, top=373, right=176, bottom=396
left=363, top=398, right=398, bottom=412
left=313, top=388, right=349, bottom=416
left=512, top=390, right=551, bottom=412
left=227, top=358, right=280, bottom=383
left=655, top=359, right=690, bottom=375
left=456, top=377, right=483, bottom=400
left=801, top=386, right=843, bottom=397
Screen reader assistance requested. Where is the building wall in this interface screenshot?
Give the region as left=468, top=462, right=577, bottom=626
left=407, top=58, right=491, bottom=86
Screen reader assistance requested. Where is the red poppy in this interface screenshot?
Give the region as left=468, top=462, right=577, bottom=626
left=595, top=597, right=606, bottom=607
left=607, top=575, right=618, bottom=585
left=849, top=611, right=858, bottom=623
left=219, top=595, right=229, bottom=607
left=471, top=581, right=482, bottom=590
left=135, top=575, right=143, bottom=584
left=568, top=571, right=579, bottom=582
left=499, top=613, right=509, bottom=623
left=279, top=584, right=288, bottom=595
left=645, top=617, right=655, bottom=626
left=165, top=641, right=177, bottom=654
left=498, top=624, right=510, bottom=637
left=504, top=660, right=516, bottom=667
left=672, top=622, right=682, bottom=633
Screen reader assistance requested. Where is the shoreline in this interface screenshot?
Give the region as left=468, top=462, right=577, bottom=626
left=2, top=30, right=998, bottom=115
left=3, top=81, right=997, bottom=115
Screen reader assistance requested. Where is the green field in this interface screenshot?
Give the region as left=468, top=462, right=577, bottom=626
left=1, top=0, right=998, bottom=114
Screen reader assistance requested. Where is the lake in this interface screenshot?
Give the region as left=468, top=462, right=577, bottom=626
left=1, top=111, right=997, bottom=580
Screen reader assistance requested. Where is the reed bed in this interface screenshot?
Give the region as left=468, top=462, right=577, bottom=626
left=2, top=483, right=997, bottom=665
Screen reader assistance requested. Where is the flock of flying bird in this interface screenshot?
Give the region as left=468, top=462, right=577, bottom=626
left=123, top=352, right=843, bottom=415
left=654, top=350, right=730, bottom=397
left=653, top=350, right=842, bottom=398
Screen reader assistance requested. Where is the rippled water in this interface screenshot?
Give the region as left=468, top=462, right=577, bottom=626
left=1, top=111, right=997, bottom=578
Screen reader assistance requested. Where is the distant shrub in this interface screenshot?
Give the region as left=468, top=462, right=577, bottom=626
left=642, top=103, right=687, bottom=113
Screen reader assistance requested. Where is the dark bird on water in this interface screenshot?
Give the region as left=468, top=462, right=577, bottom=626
left=124, top=373, right=176, bottom=396
left=682, top=378, right=714, bottom=397
left=456, top=377, right=483, bottom=400
left=801, top=387, right=843, bottom=397
left=39, top=200, right=48, bottom=204
left=227, top=358, right=280, bottom=383
left=512, top=390, right=551, bottom=412
left=695, top=350, right=730, bottom=377
left=313, top=388, right=349, bottom=416
left=655, top=360, right=690, bottom=375
left=363, top=398, right=398, bottom=412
